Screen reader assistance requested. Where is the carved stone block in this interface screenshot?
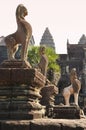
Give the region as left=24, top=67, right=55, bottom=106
left=0, top=60, right=46, bottom=120
left=53, top=105, right=81, bottom=119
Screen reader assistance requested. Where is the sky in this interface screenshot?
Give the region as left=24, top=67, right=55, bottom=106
left=0, top=0, right=86, bottom=54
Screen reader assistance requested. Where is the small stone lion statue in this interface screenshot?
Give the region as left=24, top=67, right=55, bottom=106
left=5, top=4, right=32, bottom=61
left=37, top=46, right=48, bottom=76
left=63, top=68, right=81, bottom=106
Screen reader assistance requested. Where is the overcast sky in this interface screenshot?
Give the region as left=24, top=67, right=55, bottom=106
left=0, top=0, right=86, bottom=54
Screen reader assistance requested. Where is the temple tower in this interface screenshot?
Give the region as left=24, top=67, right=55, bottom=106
left=40, top=27, right=55, bottom=51
left=78, top=34, right=86, bottom=44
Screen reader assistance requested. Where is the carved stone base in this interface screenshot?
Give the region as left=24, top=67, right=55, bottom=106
left=0, top=60, right=32, bottom=68
left=0, top=67, right=45, bottom=86
left=40, top=84, right=58, bottom=107
left=40, top=84, right=58, bottom=117
left=0, top=112, right=43, bottom=120
left=0, top=60, right=46, bottom=120
left=53, top=105, right=81, bottom=119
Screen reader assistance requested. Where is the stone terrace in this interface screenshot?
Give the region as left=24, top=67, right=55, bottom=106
left=0, top=118, right=86, bottom=130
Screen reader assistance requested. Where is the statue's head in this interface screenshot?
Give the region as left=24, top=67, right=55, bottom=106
left=71, top=68, right=77, bottom=74
left=39, top=46, right=46, bottom=55
left=70, top=68, right=78, bottom=80
left=72, top=68, right=76, bottom=72
left=16, top=4, right=28, bottom=19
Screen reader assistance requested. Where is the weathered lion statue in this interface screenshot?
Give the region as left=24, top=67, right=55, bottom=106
left=63, top=68, right=81, bottom=106
left=5, top=4, right=32, bottom=61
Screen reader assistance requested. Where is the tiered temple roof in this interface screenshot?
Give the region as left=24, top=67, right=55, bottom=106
left=40, top=27, right=55, bottom=50
left=78, top=34, right=86, bottom=44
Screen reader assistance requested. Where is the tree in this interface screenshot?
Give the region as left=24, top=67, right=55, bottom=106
left=28, top=46, right=40, bottom=67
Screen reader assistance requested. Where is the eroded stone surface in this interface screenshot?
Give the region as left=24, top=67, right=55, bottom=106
left=0, top=119, right=86, bottom=130
left=0, top=61, right=46, bottom=120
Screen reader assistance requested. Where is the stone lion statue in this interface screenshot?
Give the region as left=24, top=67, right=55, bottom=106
left=5, top=4, right=32, bottom=61
left=37, top=46, right=48, bottom=76
left=63, top=68, right=81, bottom=106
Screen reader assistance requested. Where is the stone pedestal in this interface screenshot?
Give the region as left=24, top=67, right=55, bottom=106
left=0, top=60, right=46, bottom=120
left=53, top=105, right=81, bottom=119
left=40, top=84, right=58, bottom=117
left=0, top=60, right=32, bottom=68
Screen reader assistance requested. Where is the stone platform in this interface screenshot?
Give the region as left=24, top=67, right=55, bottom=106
left=0, top=60, right=32, bottom=68
left=0, top=118, right=86, bottom=130
left=0, top=60, right=46, bottom=120
left=53, top=105, right=81, bottom=119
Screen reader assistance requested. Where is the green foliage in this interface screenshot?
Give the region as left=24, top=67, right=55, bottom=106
left=28, top=46, right=40, bottom=67
left=45, top=47, right=60, bottom=72
left=28, top=46, right=60, bottom=72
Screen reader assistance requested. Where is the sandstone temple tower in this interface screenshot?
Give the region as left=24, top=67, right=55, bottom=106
left=40, top=27, right=55, bottom=51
